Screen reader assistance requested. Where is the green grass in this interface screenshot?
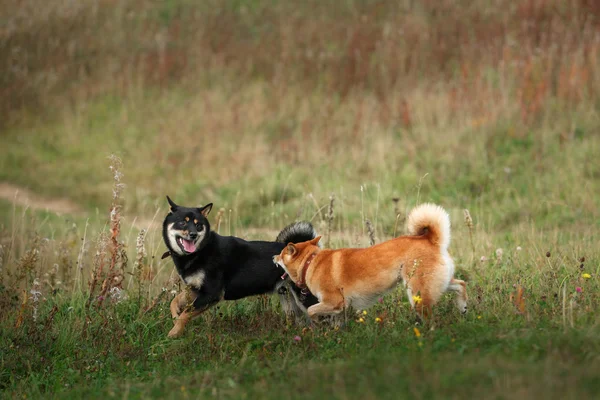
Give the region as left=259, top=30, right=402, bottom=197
left=3, top=278, right=600, bottom=399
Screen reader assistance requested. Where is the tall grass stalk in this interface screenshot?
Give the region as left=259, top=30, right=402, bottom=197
left=326, top=194, right=335, bottom=248
left=75, top=219, right=89, bottom=292
left=464, top=209, right=475, bottom=259
left=133, top=229, right=147, bottom=308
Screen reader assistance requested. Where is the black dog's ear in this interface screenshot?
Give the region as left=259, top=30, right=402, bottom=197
left=199, top=203, right=213, bottom=217
left=166, top=196, right=178, bottom=213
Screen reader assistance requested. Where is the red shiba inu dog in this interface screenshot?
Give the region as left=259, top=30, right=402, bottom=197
left=273, top=203, right=467, bottom=320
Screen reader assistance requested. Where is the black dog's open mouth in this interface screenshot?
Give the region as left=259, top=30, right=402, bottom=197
left=177, top=237, right=197, bottom=254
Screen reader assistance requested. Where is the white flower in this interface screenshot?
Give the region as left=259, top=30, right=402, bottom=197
left=30, top=289, right=42, bottom=301
left=109, top=287, right=128, bottom=303
left=495, top=248, right=503, bottom=261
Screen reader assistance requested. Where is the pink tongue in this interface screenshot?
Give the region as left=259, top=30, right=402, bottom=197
left=182, top=239, right=196, bottom=253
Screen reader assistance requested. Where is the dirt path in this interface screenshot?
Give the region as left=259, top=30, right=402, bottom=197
left=0, top=181, right=361, bottom=242
left=0, top=182, right=83, bottom=215
left=0, top=181, right=163, bottom=231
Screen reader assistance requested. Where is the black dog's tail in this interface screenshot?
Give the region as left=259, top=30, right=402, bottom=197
left=276, top=221, right=317, bottom=244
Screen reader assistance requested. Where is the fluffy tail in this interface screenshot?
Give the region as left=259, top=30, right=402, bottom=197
left=276, top=221, right=317, bottom=244
left=407, top=203, right=451, bottom=251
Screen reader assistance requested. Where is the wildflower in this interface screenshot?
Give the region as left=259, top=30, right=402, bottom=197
left=480, top=256, right=487, bottom=263
left=582, top=273, right=591, bottom=279
left=516, top=246, right=522, bottom=252
left=576, top=287, right=583, bottom=293
left=358, top=317, right=365, bottom=323
left=293, top=335, right=301, bottom=342
left=378, top=298, right=383, bottom=304
left=477, top=315, right=482, bottom=319
left=413, top=327, right=421, bottom=337
left=495, top=248, right=503, bottom=261
left=375, top=317, right=382, bottom=323
left=451, top=338, right=456, bottom=343
left=362, top=310, right=367, bottom=316
left=109, top=287, right=128, bottom=303
left=412, top=295, right=422, bottom=305
left=30, top=279, right=42, bottom=323
left=29, top=289, right=42, bottom=301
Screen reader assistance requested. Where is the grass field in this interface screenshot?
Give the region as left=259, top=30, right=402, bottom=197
left=2, top=0, right=600, bottom=398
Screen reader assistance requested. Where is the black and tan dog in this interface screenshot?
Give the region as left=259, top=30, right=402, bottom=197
left=163, top=196, right=318, bottom=337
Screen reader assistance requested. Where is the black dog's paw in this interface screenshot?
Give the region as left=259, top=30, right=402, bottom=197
left=277, top=286, right=288, bottom=295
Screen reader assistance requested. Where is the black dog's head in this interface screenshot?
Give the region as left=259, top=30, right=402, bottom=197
left=162, top=196, right=213, bottom=256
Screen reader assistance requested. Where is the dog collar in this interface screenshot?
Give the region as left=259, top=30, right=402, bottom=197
left=298, top=252, right=317, bottom=289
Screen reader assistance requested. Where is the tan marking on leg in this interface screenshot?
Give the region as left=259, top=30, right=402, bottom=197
left=168, top=289, right=202, bottom=338
left=170, top=291, right=191, bottom=318
left=168, top=308, right=204, bottom=338
left=168, top=302, right=214, bottom=338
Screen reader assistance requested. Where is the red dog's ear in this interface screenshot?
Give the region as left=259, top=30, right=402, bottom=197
left=310, top=236, right=321, bottom=245
left=286, top=243, right=296, bottom=255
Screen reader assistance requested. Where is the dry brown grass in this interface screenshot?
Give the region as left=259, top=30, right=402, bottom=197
left=2, top=0, right=599, bottom=128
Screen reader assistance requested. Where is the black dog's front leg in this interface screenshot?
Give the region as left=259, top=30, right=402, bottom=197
left=168, top=280, right=224, bottom=338
left=191, top=285, right=223, bottom=312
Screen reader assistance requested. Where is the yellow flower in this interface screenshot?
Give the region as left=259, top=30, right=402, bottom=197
left=477, top=315, right=482, bottom=319
left=375, top=317, right=382, bottom=323
left=582, top=273, right=592, bottom=279
left=413, top=327, right=421, bottom=337
left=412, top=295, right=422, bottom=305
left=451, top=338, right=456, bottom=343
left=362, top=310, right=368, bottom=315
left=358, top=317, right=365, bottom=323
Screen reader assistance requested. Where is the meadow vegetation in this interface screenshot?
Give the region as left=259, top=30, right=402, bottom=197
left=1, top=0, right=600, bottom=398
